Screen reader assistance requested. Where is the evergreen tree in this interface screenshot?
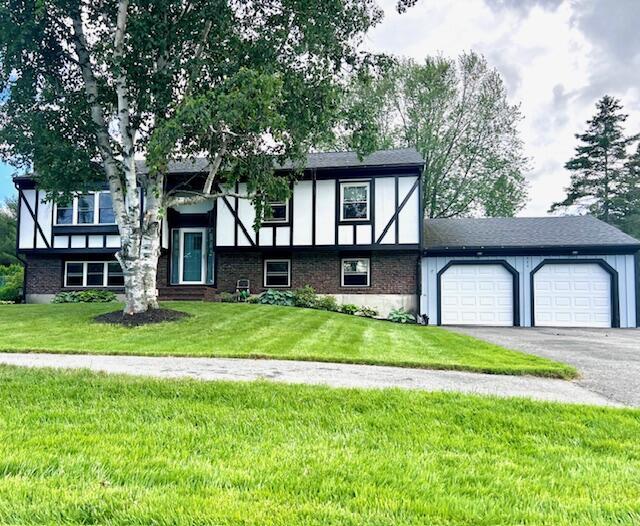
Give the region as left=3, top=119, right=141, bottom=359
left=551, top=95, right=638, bottom=226
left=0, top=197, right=18, bottom=266
left=614, top=144, right=640, bottom=238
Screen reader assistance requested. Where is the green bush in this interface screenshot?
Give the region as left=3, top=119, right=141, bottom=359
left=218, top=292, right=237, bottom=303
left=292, top=285, right=318, bottom=308
left=359, top=306, right=378, bottom=318
left=52, top=290, right=118, bottom=304
left=339, top=303, right=359, bottom=315
left=388, top=307, right=415, bottom=324
left=315, top=295, right=339, bottom=312
left=0, top=264, right=23, bottom=303
left=257, top=289, right=295, bottom=306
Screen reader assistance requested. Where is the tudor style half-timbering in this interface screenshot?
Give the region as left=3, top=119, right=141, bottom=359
left=16, top=148, right=424, bottom=315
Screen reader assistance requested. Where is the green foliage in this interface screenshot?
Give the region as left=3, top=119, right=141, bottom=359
left=551, top=95, right=640, bottom=234
left=237, top=290, right=251, bottom=302
left=315, top=295, right=339, bottom=312
left=257, top=289, right=295, bottom=307
left=0, top=264, right=23, bottom=302
left=359, top=306, right=379, bottom=318
left=0, top=303, right=575, bottom=377
left=387, top=307, right=416, bottom=324
left=339, top=303, right=360, bottom=315
left=335, top=52, right=529, bottom=218
left=292, top=285, right=318, bottom=309
left=52, top=290, right=117, bottom=304
left=218, top=292, right=237, bottom=303
left=0, top=198, right=18, bottom=266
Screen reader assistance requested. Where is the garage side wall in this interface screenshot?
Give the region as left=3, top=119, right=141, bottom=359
left=421, top=254, right=638, bottom=328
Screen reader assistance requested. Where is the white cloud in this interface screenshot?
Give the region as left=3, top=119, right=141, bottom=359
left=367, top=0, right=640, bottom=216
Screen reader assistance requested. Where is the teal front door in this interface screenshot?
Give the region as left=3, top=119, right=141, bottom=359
left=178, top=228, right=206, bottom=284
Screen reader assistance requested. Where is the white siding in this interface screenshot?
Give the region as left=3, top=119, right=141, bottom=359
left=237, top=184, right=256, bottom=246
left=35, top=192, right=53, bottom=249
left=18, top=190, right=36, bottom=249
left=216, top=197, right=235, bottom=246
left=421, top=254, right=638, bottom=328
left=374, top=177, right=395, bottom=244
left=315, top=179, right=335, bottom=245
left=293, top=180, right=313, bottom=245
left=397, top=177, right=419, bottom=244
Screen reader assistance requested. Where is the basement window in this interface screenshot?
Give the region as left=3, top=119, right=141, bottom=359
left=264, top=259, right=291, bottom=288
left=341, top=258, right=370, bottom=287
left=64, top=261, right=124, bottom=288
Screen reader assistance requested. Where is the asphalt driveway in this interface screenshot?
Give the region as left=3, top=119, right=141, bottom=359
left=446, top=326, right=640, bottom=407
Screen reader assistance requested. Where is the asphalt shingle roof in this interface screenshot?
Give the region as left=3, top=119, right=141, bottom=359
left=135, top=148, right=424, bottom=174
left=423, top=216, right=640, bottom=250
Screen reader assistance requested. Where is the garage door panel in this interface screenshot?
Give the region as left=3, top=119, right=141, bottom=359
left=441, top=264, right=514, bottom=326
left=534, top=263, right=611, bottom=328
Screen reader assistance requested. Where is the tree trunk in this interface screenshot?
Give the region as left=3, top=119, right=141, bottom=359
left=118, top=224, right=161, bottom=315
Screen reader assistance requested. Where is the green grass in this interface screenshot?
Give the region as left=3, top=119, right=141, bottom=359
left=0, top=302, right=575, bottom=378
left=0, top=366, right=637, bottom=525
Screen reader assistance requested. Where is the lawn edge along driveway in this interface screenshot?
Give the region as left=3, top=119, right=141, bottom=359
left=0, top=303, right=577, bottom=379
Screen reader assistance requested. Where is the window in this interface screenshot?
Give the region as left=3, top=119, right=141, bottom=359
left=263, top=201, right=288, bottom=223
left=99, top=192, right=115, bottom=224
left=340, top=181, right=369, bottom=221
left=64, top=261, right=124, bottom=288
left=264, top=259, right=291, bottom=287
left=342, top=258, right=370, bottom=287
left=77, top=194, right=95, bottom=224
left=54, top=192, right=116, bottom=226
left=55, top=200, right=74, bottom=225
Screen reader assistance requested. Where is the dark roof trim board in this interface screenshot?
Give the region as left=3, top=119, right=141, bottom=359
left=423, top=216, right=640, bottom=254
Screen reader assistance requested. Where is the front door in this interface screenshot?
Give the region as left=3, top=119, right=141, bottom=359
left=178, top=228, right=206, bottom=284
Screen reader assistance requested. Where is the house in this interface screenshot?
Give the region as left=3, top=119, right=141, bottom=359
left=14, top=148, right=640, bottom=327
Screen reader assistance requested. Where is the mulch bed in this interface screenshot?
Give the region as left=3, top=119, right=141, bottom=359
left=94, top=308, right=191, bottom=327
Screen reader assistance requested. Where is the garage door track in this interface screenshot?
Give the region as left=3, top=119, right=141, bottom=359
left=447, top=326, right=640, bottom=407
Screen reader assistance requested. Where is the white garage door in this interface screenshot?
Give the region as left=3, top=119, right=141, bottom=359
left=440, top=264, right=514, bottom=326
left=533, top=263, right=612, bottom=328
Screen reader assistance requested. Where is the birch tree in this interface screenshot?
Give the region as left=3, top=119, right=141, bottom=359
left=0, top=0, right=383, bottom=314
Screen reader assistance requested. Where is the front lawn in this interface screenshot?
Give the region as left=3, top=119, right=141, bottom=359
left=0, top=366, right=637, bottom=524
left=0, top=302, right=575, bottom=377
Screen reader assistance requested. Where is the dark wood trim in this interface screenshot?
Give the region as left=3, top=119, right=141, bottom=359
left=635, top=252, right=640, bottom=328
left=311, top=170, right=317, bottom=246
left=234, top=182, right=239, bottom=247
left=18, top=189, right=51, bottom=249
left=530, top=258, right=620, bottom=329
left=33, top=190, right=39, bottom=248
left=375, top=177, right=420, bottom=245
left=394, top=175, right=399, bottom=243
left=52, top=224, right=120, bottom=235
left=220, top=195, right=256, bottom=247
left=334, top=179, right=339, bottom=245
left=436, top=260, right=521, bottom=327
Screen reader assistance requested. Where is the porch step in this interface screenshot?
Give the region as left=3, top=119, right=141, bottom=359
left=158, top=286, right=209, bottom=301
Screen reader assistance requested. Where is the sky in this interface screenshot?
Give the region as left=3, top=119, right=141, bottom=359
left=1, top=0, right=639, bottom=216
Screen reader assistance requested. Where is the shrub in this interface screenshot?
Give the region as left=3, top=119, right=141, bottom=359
left=0, top=264, right=23, bottom=303
left=218, top=292, right=237, bottom=303
left=292, top=285, right=318, bottom=309
left=52, top=290, right=118, bottom=304
left=315, top=295, right=339, bottom=312
left=246, top=295, right=260, bottom=304
left=257, top=289, right=295, bottom=306
left=388, top=307, right=415, bottom=324
left=359, top=306, right=378, bottom=318
left=237, top=290, right=251, bottom=302
left=339, top=303, right=359, bottom=315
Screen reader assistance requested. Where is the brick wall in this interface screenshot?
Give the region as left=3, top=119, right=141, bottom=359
left=25, top=250, right=419, bottom=297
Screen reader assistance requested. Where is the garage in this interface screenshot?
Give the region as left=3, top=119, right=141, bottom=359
left=532, top=262, right=614, bottom=328
left=420, top=216, right=639, bottom=328
left=440, top=263, right=516, bottom=326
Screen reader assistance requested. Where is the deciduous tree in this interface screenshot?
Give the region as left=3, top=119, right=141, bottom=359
left=0, top=0, right=384, bottom=314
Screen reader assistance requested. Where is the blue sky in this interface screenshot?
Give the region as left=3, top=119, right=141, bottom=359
left=0, top=162, right=16, bottom=202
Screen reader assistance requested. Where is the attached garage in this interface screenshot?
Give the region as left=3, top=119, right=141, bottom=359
left=532, top=261, right=616, bottom=328
left=439, top=262, right=517, bottom=326
left=421, top=216, right=639, bottom=328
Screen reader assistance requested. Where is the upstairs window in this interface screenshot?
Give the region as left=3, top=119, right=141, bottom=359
left=264, top=259, right=291, bottom=288
left=341, top=258, right=370, bottom=287
left=263, top=201, right=288, bottom=223
left=340, top=181, right=369, bottom=221
left=55, top=200, right=74, bottom=225
left=99, top=192, right=116, bottom=224
left=54, top=191, right=115, bottom=226
left=77, top=194, right=95, bottom=224
left=64, top=261, right=124, bottom=288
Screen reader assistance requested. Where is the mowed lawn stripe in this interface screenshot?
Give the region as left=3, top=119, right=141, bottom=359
left=0, top=303, right=576, bottom=378
left=0, top=366, right=637, bottom=525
